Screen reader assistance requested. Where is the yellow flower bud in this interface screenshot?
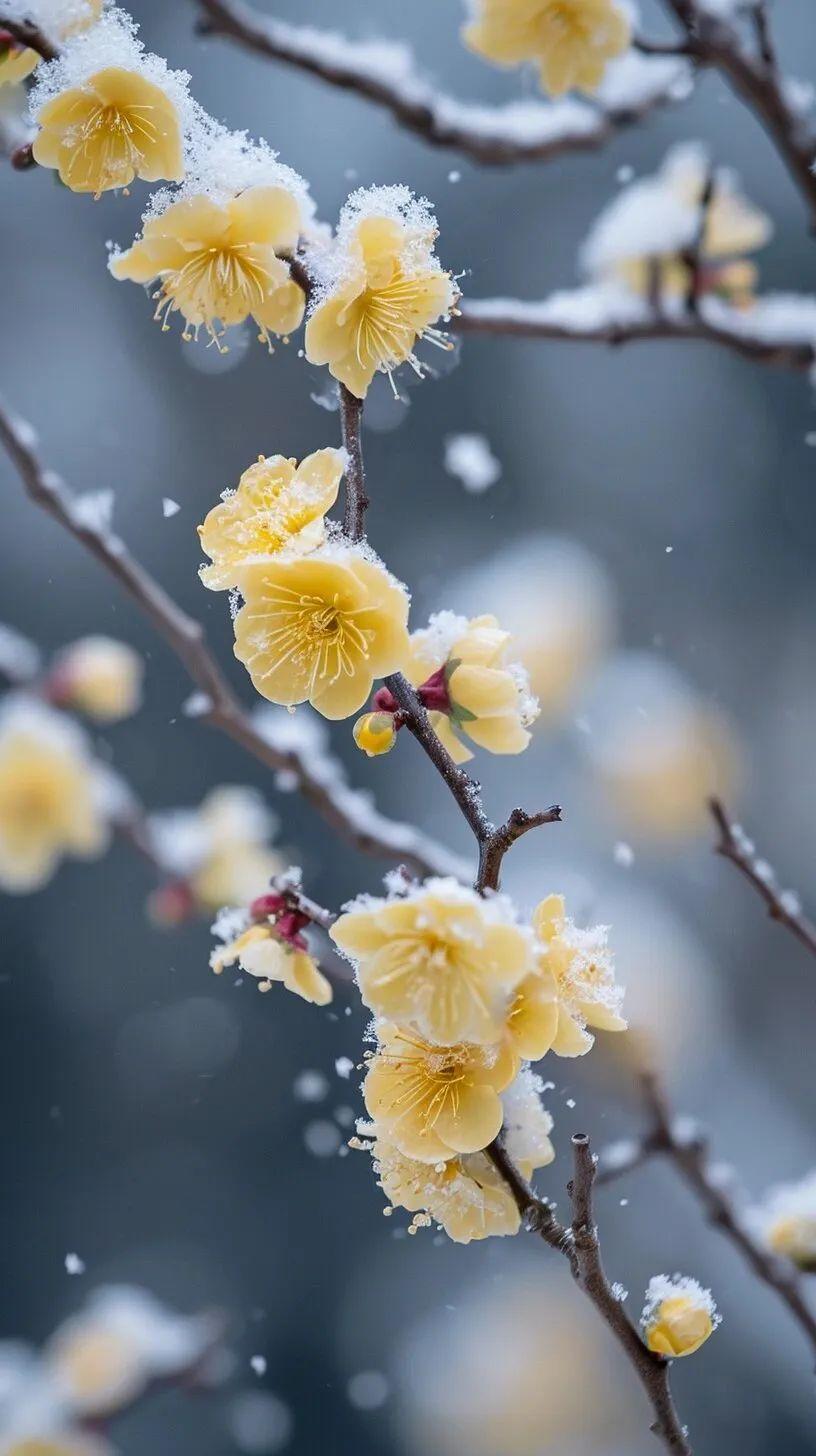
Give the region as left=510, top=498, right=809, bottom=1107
left=353, top=712, right=397, bottom=757
left=641, top=1277, right=719, bottom=1358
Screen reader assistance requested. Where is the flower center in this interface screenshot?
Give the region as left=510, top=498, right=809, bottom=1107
left=155, top=245, right=278, bottom=348
left=247, top=584, right=372, bottom=691
left=69, top=101, right=159, bottom=196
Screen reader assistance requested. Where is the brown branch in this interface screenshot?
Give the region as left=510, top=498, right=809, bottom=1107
left=661, top=0, right=816, bottom=233
left=640, top=1073, right=816, bottom=1362
left=568, top=1134, right=692, bottom=1454
left=191, top=0, right=685, bottom=168
left=338, top=385, right=368, bottom=541
left=680, top=166, right=715, bottom=315
left=0, top=15, right=58, bottom=61
left=0, top=395, right=466, bottom=882
left=710, top=797, right=816, bottom=960
left=455, top=293, right=816, bottom=372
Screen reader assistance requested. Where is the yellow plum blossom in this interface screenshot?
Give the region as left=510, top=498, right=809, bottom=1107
left=363, top=1024, right=518, bottom=1163
left=371, top=1136, right=523, bottom=1242
left=111, top=185, right=307, bottom=349
left=0, top=698, right=108, bottom=893
left=407, top=611, right=539, bottom=764
left=232, top=549, right=410, bottom=720
left=353, top=710, right=398, bottom=756
left=211, top=919, right=332, bottom=1005
left=198, top=448, right=345, bottom=590
left=331, top=879, right=534, bottom=1045
left=0, top=35, right=40, bottom=88
left=533, top=894, right=626, bottom=1055
left=641, top=1276, right=719, bottom=1357
left=1, top=1, right=101, bottom=89
left=51, top=636, right=143, bottom=723
left=304, top=187, right=457, bottom=398
left=33, top=66, right=184, bottom=196
left=463, top=0, right=630, bottom=98
left=750, top=1172, right=816, bottom=1271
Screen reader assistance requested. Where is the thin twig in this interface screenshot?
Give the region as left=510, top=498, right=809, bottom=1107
left=710, top=797, right=816, bottom=960
left=661, top=0, right=816, bottom=233
left=0, top=395, right=465, bottom=881
left=680, top=167, right=715, bottom=315
left=0, top=15, right=58, bottom=61
left=191, top=0, right=685, bottom=168
left=640, top=1073, right=816, bottom=1362
left=455, top=293, right=816, bottom=372
left=568, top=1134, right=692, bottom=1454
left=342, top=392, right=688, bottom=1451
left=339, top=386, right=369, bottom=541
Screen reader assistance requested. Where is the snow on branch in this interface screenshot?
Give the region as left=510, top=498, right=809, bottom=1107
left=456, top=284, right=816, bottom=371
left=193, top=0, right=691, bottom=166
left=710, top=797, right=816, bottom=959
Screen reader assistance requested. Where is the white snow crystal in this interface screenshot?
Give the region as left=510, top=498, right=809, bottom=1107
left=64, top=1253, right=85, bottom=1275
left=162, top=497, right=180, bottom=518
left=641, top=1274, right=720, bottom=1328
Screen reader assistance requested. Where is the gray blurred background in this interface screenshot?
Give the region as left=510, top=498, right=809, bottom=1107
left=2, top=0, right=816, bottom=1451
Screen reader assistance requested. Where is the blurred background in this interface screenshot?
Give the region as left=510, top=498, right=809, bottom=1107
left=2, top=0, right=816, bottom=1451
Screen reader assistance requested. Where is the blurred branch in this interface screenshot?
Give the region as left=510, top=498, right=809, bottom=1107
left=191, top=0, right=685, bottom=167
left=456, top=291, right=816, bottom=371
left=660, top=0, right=816, bottom=232
left=0, top=395, right=465, bottom=881
left=598, top=1072, right=816, bottom=1361
left=680, top=166, right=715, bottom=314
left=710, top=797, right=816, bottom=959
left=0, top=15, right=58, bottom=61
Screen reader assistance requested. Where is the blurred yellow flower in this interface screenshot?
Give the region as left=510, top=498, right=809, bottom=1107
left=32, top=66, right=184, bottom=196
left=0, top=699, right=107, bottom=893
left=372, top=1136, right=522, bottom=1242
left=363, top=1024, right=517, bottom=1163
left=750, top=1171, right=816, bottom=1271
left=1, top=1, right=101, bottom=89
left=408, top=612, right=539, bottom=764
left=305, top=197, right=457, bottom=398
left=48, top=1324, right=145, bottom=1416
left=353, top=710, right=398, bottom=756
left=641, top=1276, right=719, bottom=1357
left=111, top=185, right=306, bottom=349
left=0, top=37, right=40, bottom=88
left=533, top=894, right=626, bottom=1055
left=52, top=636, right=143, bottom=723
left=463, top=0, right=630, bottom=97
left=188, top=786, right=281, bottom=912
left=198, top=448, right=346, bottom=590
left=586, top=145, right=772, bottom=308
left=211, top=921, right=332, bottom=1005
left=232, top=551, right=410, bottom=720
left=332, top=879, right=533, bottom=1045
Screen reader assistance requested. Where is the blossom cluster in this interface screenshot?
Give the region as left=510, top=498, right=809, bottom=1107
left=328, top=877, right=625, bottom=1241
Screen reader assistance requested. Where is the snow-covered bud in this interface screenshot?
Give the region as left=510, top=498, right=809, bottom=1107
left=353, top=711, right=398, bottom=757
left=641, top=1276, right=719, bottom=1358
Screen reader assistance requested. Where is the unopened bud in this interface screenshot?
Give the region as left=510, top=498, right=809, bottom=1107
left=641, top=1276, right=719, bottom=1358
left=353, top=712, right=397, bottom=757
